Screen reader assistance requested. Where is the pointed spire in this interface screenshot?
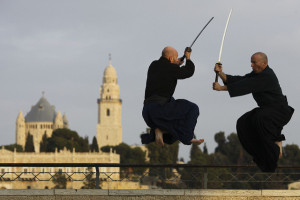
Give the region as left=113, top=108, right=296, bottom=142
left=109, top=53, right=112, bottom=65
left=56, top=111, right=62, bottom=119
left=42, top=91, right=45, bottom=97
left=17, top=111, right=24, bottom=120
left=63, top=113, right=69, bottom=128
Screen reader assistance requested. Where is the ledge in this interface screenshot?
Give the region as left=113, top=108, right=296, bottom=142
left=0, top=189, right=54, bottom=196
left=0, top=189, right=299, bottom=197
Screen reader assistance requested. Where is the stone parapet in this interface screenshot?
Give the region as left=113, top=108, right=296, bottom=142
left=0, top=189, right=300, bottom=199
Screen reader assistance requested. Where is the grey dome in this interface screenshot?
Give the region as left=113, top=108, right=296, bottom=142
left=25, top=97, right=56, bottom=122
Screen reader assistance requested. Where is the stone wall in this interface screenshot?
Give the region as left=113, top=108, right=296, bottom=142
left=0, top=189, right=300, bottom=199
left=0, top=147, right=120, bottom=189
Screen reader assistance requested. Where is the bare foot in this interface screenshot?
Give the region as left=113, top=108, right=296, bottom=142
left=190, top=139, right=204, bottom=145
left=155, top=128, right=164, bottom=147
left=275, top=141, right=283, bottom=159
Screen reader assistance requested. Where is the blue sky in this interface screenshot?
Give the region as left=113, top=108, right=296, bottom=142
left=0, top=0, right=299, bottom=161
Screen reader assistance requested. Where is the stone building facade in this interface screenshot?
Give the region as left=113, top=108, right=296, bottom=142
left=16, top=95, right=68, bottom=153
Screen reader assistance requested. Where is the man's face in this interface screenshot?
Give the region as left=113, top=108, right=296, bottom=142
left=251, top=54, right=267, bottom=73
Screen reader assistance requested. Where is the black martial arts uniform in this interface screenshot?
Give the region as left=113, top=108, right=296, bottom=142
left=225, top=66, right=294, bottom=172
left=141, top=57, right=199, bottom=145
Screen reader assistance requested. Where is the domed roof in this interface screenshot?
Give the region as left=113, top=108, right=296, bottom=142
left=104, top=62, right=117, bottom=78
left=25, top=96, right=56, bottom=122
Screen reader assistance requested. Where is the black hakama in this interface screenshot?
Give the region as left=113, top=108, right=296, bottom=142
left=141, top=97, right=199, bottom=145
left=237, top=103, right=294, bottom=172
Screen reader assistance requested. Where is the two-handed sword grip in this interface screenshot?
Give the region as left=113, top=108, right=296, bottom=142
left=215, top=62, right=222, bottom=82
left=180, top=47, right=192, bottom=61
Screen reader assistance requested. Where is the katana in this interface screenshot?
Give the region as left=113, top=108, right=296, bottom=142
left=181, top=17, right=214, bottom=61
left=215, top=9, right=233, bottom=82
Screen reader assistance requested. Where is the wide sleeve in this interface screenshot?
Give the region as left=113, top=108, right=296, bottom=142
left=227, top=72, right=275, bottom=97
left=174, top=59, right=195, bottom=79
left=226, top=74, right=248, bottom=84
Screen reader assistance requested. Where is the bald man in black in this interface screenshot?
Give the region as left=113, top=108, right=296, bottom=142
left=213, top=52, right=294, bottom=172
left=142, top=46, right=204, bottom=147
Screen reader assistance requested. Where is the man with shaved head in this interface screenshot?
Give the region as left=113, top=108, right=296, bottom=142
left=213, top=52, right=294, bottom=172
left=141, top=46, right=204, bottom=147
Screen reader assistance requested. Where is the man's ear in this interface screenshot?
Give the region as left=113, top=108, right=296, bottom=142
left=263, top=62, right=268, bottom=68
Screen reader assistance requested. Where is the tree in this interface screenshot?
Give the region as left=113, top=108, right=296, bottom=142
left=90, top=136, right=99, bottom=152
left=279, top=144, right=300, bottom=166
left=52, top=172, right=67, bottom=189
left=45, top=128, right=89, bottom=152
left=213, top=132, right=252, bottom=165
left=1, top=144, right=23, bottom=152
left=146, top=141, right=179, bottom=164
left=214, top=131, right=226, bottom=154
left=190, top=143, right=203, bottom=161
left=24, top=133, right=35, bottom=152
left=181, top=131, right=255, bottom=189
left=40, top=132, right=48, bottom=152
left=180, top=142, right=217, bottom=189
left=102, top=143, right=147, bottom=165
left=203, top=143, right=208, bottom=155
left=101, top=143, right=147, bottom=175
left=145, top=141, right=179, bottom=186
left=81, top=167, right=100, bottom=189
left=81, top=136, right=90, bottom=152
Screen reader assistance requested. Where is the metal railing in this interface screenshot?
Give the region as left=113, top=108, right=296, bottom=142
left=1, top=163, right=300, bottom=189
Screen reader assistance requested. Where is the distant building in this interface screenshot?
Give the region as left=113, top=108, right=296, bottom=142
left=97, top=59, right=122, bottom=149
left=16, top=94, right=68, bottom=152
left=0, top=57, right=149, bottom=189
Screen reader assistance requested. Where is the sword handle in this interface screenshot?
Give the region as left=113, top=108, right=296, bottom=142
left=215, top=62, right=222, bottom=82
left=180, top=55, right=186, bottom=61
left=215, top=72, right=219, bottom=82
left=180, top=47, right=192, bottom=61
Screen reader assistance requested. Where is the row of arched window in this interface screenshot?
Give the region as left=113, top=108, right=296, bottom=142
left=26, top=124, right=37, bottom=129
left=25, top=124, right=53, bottom=129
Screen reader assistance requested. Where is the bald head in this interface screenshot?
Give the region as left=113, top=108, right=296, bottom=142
left=252, top=52, right=268, bottom=64
left=162, top=46, right=177, bottom=58
left=251, top=52, right=268, bottom=73
left=162, top=46, right=179, bottom=64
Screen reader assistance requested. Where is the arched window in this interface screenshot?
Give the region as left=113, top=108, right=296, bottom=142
left=106, top=109, right=110, bottom=116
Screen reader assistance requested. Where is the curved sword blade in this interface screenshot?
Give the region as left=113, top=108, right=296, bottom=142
left=218, top=9, right=233, bottom=63
left=190, top=17, right=214, bottom=48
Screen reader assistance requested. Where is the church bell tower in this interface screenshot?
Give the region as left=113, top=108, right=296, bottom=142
left=96, top=55, right=122, bottom=149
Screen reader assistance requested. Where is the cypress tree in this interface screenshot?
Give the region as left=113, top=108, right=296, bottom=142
left=203, top=143, right=208, bottom=155
left=24, top=133, right=35, bottom=152
left=190, top=143, right=202, bottom=161
left=40, top=132, right=48, bottom=152
left=90, top=136, right=99, bottom=152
